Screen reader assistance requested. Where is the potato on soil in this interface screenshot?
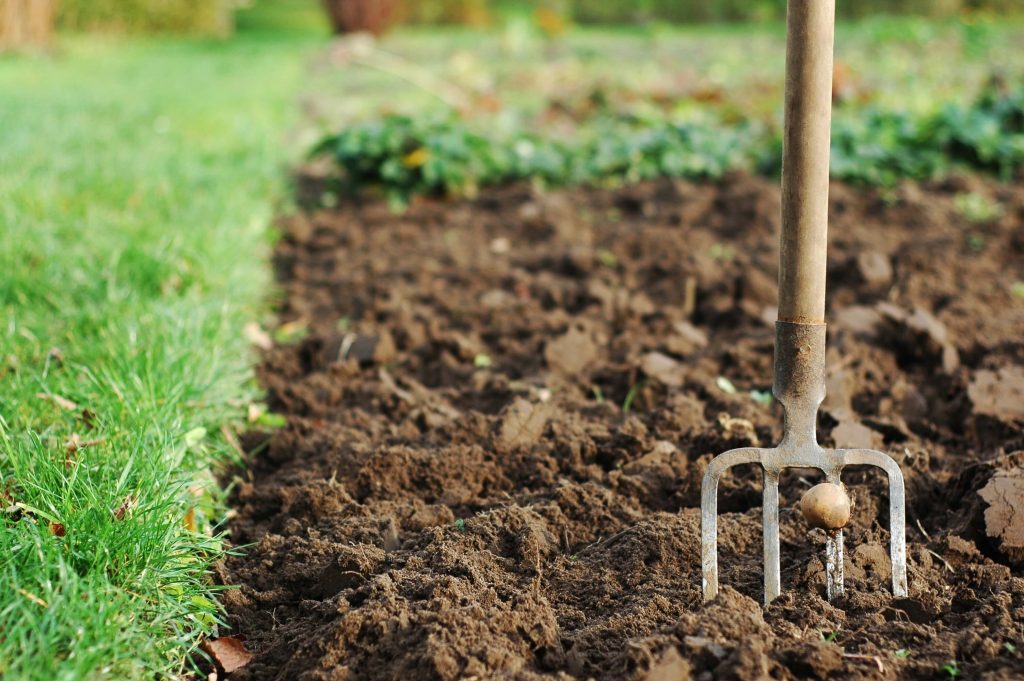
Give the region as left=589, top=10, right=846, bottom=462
left=800, top=482, right=852, bottom=531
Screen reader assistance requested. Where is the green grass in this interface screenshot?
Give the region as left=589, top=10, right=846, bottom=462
left=0, top=29, right=319, bottom=679
left=0, top=6, right=1019, bottom=678
left=301, top=15, right=1023, bottom=127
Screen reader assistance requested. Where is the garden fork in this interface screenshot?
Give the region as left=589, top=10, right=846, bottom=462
left=700, top=0, right=908, bottom=605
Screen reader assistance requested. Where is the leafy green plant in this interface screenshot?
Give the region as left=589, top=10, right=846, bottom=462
left=955, top=192, right=1003, bottom=222
left=315, top=81, right=1024, bottom=204
left=943, top=660, right=961, bottom=679
left=57, top=0, right=232, bottom=34
left=313, top=113, right=756, bottom=206
left=622, top=380, right=647, bottom=413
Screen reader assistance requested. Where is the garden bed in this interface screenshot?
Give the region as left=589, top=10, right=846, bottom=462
left=219, top=174, right=1023, bottom=680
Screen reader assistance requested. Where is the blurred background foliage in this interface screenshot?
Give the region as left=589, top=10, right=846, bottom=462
left=335, top=0, right=1023, bottom=33
left=0, top=0, right=1016, bottom=38
left=54, top=0, right=235, bottom=34
left=565, top=0, right=1019, bottom=24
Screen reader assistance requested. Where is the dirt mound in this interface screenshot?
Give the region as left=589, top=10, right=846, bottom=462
left=219, top=175, right=1024, bottom=680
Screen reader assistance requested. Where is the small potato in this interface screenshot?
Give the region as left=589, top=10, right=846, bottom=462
left=800, top=482, right=852, bottom=530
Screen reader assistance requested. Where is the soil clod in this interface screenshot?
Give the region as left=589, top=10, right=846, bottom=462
left=221, top=177, right=1024, bottom=680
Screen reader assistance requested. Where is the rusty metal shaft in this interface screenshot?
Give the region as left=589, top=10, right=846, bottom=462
left=779, top=0, right=835, bottom=324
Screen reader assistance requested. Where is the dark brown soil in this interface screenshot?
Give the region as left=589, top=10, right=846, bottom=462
left=218, top=174, right=1024, bottom=681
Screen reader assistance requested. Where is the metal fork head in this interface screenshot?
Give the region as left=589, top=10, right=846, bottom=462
left=700, top=322, right=909, bottom=604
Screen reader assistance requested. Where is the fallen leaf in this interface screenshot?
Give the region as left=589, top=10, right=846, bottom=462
left=402, top=147, right=430, bottom=168
left=243, top=322, right=273, bottom=350
left=220, top=424, right=245, bottom=459
left=65, top=434, right=105, bottom=455
left=37, top=393, right=78, bottom=411
left=48, top=521, right=66, bottom=537
left=715, top=376, right=737, bottom=395
left=246, top=403, right=265, bottom=423
left=18, top=588, right=47, bottom=608
left=184, top=427, right=207, bottom=448
left=2, top=487, right=19, bottom=519
left=201, top=636, right=253, bottom=674
left=80, top=409, right=98, bottom=428
left=113, top=494, right=137, bottom=521
left=274, top=319, right=309, bottom=344
left=66, top=433, right=82, bottom=453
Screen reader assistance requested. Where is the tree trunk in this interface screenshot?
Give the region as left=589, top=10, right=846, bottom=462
left=322, top=0, right=398, bottom=36
left=0, top=0, right=55, bottom=51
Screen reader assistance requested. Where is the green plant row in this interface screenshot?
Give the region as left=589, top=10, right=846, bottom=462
left=830, top=83, right=1024, bottom=185
left=57, top=0, right=232, bottom=34
left=314, top=80, right=1024, bottom=205
left=313, top=115, right=758, bottom=207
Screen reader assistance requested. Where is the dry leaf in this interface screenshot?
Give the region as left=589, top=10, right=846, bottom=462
left=243, top=322, right=273, bottom=351
left=65, top=434, right=105, bottom=455
left=220, top=424, right=245, bottom=458
left=37, top=393, right=78, bottom=411
left=201, top=636, right=253, bottom=674
left=3, top=487, right=19, bottom=518
left=113, top=494, right=137, bottom=521
left=183, top=507, right=196, bottom=533
left=246, top=403, right=265, bottom=423
left=48, top=521, right=66, bottom=537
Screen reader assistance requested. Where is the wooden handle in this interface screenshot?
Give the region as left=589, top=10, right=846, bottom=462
left=778, top=0, right=835, bottom=324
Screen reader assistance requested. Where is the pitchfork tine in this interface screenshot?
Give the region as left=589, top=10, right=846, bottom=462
left=699, top=1, right=909, bottom=605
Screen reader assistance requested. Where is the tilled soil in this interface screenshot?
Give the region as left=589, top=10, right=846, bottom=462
left=219, top=174, right=1024, bottom=680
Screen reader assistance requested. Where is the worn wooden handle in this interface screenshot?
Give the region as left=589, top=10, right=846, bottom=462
left=778, top=0, right=835, bottom=324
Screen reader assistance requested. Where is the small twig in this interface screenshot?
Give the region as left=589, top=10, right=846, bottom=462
left=379, top=368, right=415, bottom=404
left=914, top=516, right=932, bottom=542
left=220, top=424, right=245, bottom=459
left=579, top=527, right=632, bottom=555
left=331, top=37, right=470, bottom=111
left=928, top=549, right=954, bottom=573
left=842, top=653, right=885, bottom=673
